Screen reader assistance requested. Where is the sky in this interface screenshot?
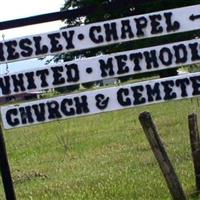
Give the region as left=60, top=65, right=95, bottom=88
left=0, top=0, right=65, bottom=38
left=0, top=0, right=66, bottom=74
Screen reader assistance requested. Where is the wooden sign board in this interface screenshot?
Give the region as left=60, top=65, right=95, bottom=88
left=0, top=5, right=199, bottom=64
left=2, top=72, right=200, bottom=129
left=0, top=38, right=200, bottom=97
left=0, top=4, right=199, bottom=200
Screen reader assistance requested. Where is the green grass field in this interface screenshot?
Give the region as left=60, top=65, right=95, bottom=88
left=1, top=98, right=200, bottom=199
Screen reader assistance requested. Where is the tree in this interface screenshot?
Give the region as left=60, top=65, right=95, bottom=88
left=54, top=0, right=200, bottom=91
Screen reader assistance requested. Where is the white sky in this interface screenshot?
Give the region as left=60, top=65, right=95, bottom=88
left=0, top=0, right=66, bottom=74
left=0, top=0, right=65, bottom=39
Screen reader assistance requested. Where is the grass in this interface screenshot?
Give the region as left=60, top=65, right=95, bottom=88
left=1, top=98, right=200, bottom=199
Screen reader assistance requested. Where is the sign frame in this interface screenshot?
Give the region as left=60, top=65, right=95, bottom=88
left=0, top=5, right=199, bottom=64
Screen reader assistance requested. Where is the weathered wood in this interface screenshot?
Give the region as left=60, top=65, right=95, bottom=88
left=139, top=112, right=187, bottom=200
left=0, top=124, right=16, bottom=200
left=188, top=113, right=200, bottom=191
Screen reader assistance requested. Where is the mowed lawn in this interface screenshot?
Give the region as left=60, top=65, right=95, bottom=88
left=1, top=98, right=200, bottom=199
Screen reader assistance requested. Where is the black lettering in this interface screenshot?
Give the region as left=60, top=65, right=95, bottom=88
left=19, top=106, right=34, bottom=124
left=99, top=58, right=114, bottom=77
left=52, top=66, right=65, bottom=85
left=173, top=44, right=188, bottom=64
left=36, top=69, right=49, bottom=87
left=190, top=76, right=200, bottom=96
left=62, top=31, right=75, bottom=50
left=61, top=98, right=75, bottom=116
left=19, top=38, right=33, bottom=57
left=95, top=94, right=109, bottom=110
left=115, top=55, right=129, bottom=75
left=25, top=72, right=37, bottom=90
left=0, top=43, right=5, bottom=61
left=89, top=26, right=104, bottom=44
left=66, top=64, right=80, bottom=82
left=33, top=36, right=48, bottom=55
left=175, top=78, right=189, bottom=97
left=47, top=101, right=62, bottom=119
left=0, top=76, right=11, bottom=95
left=146, top=83, right=162, bottom=102
left=5, top=40, right=20, bottom=60
left=144, top=50, right=159, bottom=69
left=189, top=43, right=200, bottom=61
left=164, top=12, right=180, bottom=32
left=121, top=20, right=134, bottom=39
left=134, top=17, right=148, bottom=37
left=32, top=104, right=46, bottom=122
left=48, top=33, right=63, bottom=53
left=12, top=74, right=25, bottom=92
left=117, top=88, right=131, bottom=106
left=159, top=47, right=173, bottom=66
left=131, top=85, right=146, bottom=105
left=104, top=22, right=118, bottom=42
left=74, top=96, right=89, bottom=114
left=149, top=14, right=163, bottom=34
left=6, top=109, right=19, bottom=127
left=129, top=52, right=143, bottom=71
left=161, top=80, right=176, bottom=100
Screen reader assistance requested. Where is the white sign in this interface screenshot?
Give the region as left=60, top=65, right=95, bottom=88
left=0, top=5, right=199, bottom=64
left=0, top=38, right=200, bottom=97
left=2, top=71, right=200, bottom=129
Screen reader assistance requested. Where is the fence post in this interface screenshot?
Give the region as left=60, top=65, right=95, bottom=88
left=188, top=113, right=200, bottom=191
left=139, top=112, right=187, bottom=200
left=0, top=124, right=16, bottom=200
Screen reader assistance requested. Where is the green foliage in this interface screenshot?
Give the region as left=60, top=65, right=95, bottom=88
left=55, top=84, right=80, bottom=93
left=82, top=81, right=96, bottom=88
left=187, top=64, right=200, bottom=73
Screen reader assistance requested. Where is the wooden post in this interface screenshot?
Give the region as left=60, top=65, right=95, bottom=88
left=0, top=124, right=16, bottom=200
left=188, top=113, right=200, bottom=191
left=139, top=112, right=187, bottom=200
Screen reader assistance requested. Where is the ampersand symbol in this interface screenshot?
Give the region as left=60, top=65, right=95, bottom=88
left=95, top=94, right=110, bottom=110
